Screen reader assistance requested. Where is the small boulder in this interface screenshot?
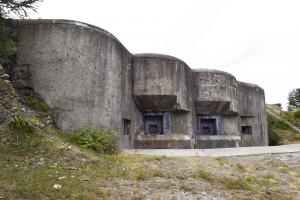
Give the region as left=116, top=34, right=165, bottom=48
left=1, top=73, right=9, bottom=80
left=53, top=184, right=62, bottom=189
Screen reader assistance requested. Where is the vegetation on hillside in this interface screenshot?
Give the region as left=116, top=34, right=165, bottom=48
left=280, top=109, right=300, bottom=128
left=267, top=114, right=300, bottom=145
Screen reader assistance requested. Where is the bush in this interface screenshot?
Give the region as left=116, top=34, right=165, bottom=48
left=69, top=127, right=119, bottom=154
left=294, top=109, right=300, bottom=118
left=10, top=114, right=35, bottom=134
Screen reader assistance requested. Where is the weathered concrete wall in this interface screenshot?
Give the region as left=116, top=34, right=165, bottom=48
left=171, top=113, right=188, bottom=135
left=6, top=19, right=268, bottom=149
left=193, top=69, right=238, bottom=115
left=132, top=54, right=194, bottom=148
left=132, top=54, right=192, bottom=111
left=10, top=20, right=132, bottom=136
left=195, top=135, right=240, bottom=149
left=223, top=116, right=239, bottom=135
left=238, top=82, right=268, bottom=146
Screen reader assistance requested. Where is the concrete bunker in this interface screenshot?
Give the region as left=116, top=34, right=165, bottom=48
left=6, top=19, right=268, bottom=149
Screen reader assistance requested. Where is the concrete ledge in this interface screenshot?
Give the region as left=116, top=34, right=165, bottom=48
left=195, top=135, right=240, bottom=149
left=125, top=144, right=300, bottom=157
left=193, top=68, right=236, bottom=79
left=134, top=134, right=192, bottom=149
left=196, top=135, right=241, bottom=141
left=137, top=134, right=191, bottom=140
left=238, top=81, right=264, bottom=91
left=133, top=53, right=188, bottom=66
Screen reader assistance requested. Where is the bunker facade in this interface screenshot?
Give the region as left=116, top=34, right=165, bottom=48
left=6, top=19, right=268, bottom=148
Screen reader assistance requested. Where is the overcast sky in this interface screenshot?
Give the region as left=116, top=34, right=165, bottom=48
left=29, top=0, right=300, bottom=109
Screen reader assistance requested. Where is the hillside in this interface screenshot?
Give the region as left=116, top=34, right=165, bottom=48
left=267, top=104, right=300, bottom=145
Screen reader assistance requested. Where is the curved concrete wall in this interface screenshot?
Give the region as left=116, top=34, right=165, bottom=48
left=133, top=54, right=192, bottom=111
left=238, top=82, right=268, bottom=146
left=193, top=69, right=238, bottom=115
left=5, top=19, right=268, bottom=149
left=11, top=20, right=132, bottom=132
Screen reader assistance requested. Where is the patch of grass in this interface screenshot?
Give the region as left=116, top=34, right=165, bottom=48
left=196, top=167, right=214, bottom=182
left=68, top=126, right=119, bottom=155
left=215, top=157, right=228, bottom=166
left=268, top=160, right=288, bottom=169
left=135, top=169, right=149, bottom=181
left=219, top=176, right=254, bottom=190
left=245, top=175, right=256, bottom=182
left=97, top=188, right=111, bottom=198
left=20, top=96, right=52, bottom=117
left=261, top=173, right=277, bottom=184
left=292, top=172, right=300, bottom=178
left=234, top=163, right=247, bottom=172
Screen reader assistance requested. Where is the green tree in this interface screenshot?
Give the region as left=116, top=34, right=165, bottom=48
left=0, top=20, right=15, bottom=60
left=0, top=0, right=42, bottom=61
left=0, top=0, right=41, bottom=18
left=288, top=88, right=300, bottom=111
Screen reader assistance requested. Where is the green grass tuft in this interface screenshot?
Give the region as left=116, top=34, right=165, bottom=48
left=20, top=96, right=52, bottom=117
left=219, top=176, right=254, bottom=190
left=196, top=167, right=214, bottom=182
left=10, top=114, right=36, bottom=135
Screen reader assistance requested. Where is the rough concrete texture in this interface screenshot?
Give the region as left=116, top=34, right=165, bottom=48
left=133, top=54, right=192, bottom=111
left=193, top=69, right=238, bottom=115
left=238, top=82, right=268, bottom=146
left=6, top=19, right=268, bottom=149
left=9, top=20, right=132, bottom=134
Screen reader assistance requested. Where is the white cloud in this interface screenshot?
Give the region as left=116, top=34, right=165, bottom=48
left=30, top=0, right=300, bottom=109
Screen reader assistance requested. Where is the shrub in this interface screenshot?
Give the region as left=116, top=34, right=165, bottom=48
left=10, top=114, right=35, bottom=134
left=69, top=127, right=119, bottom=154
